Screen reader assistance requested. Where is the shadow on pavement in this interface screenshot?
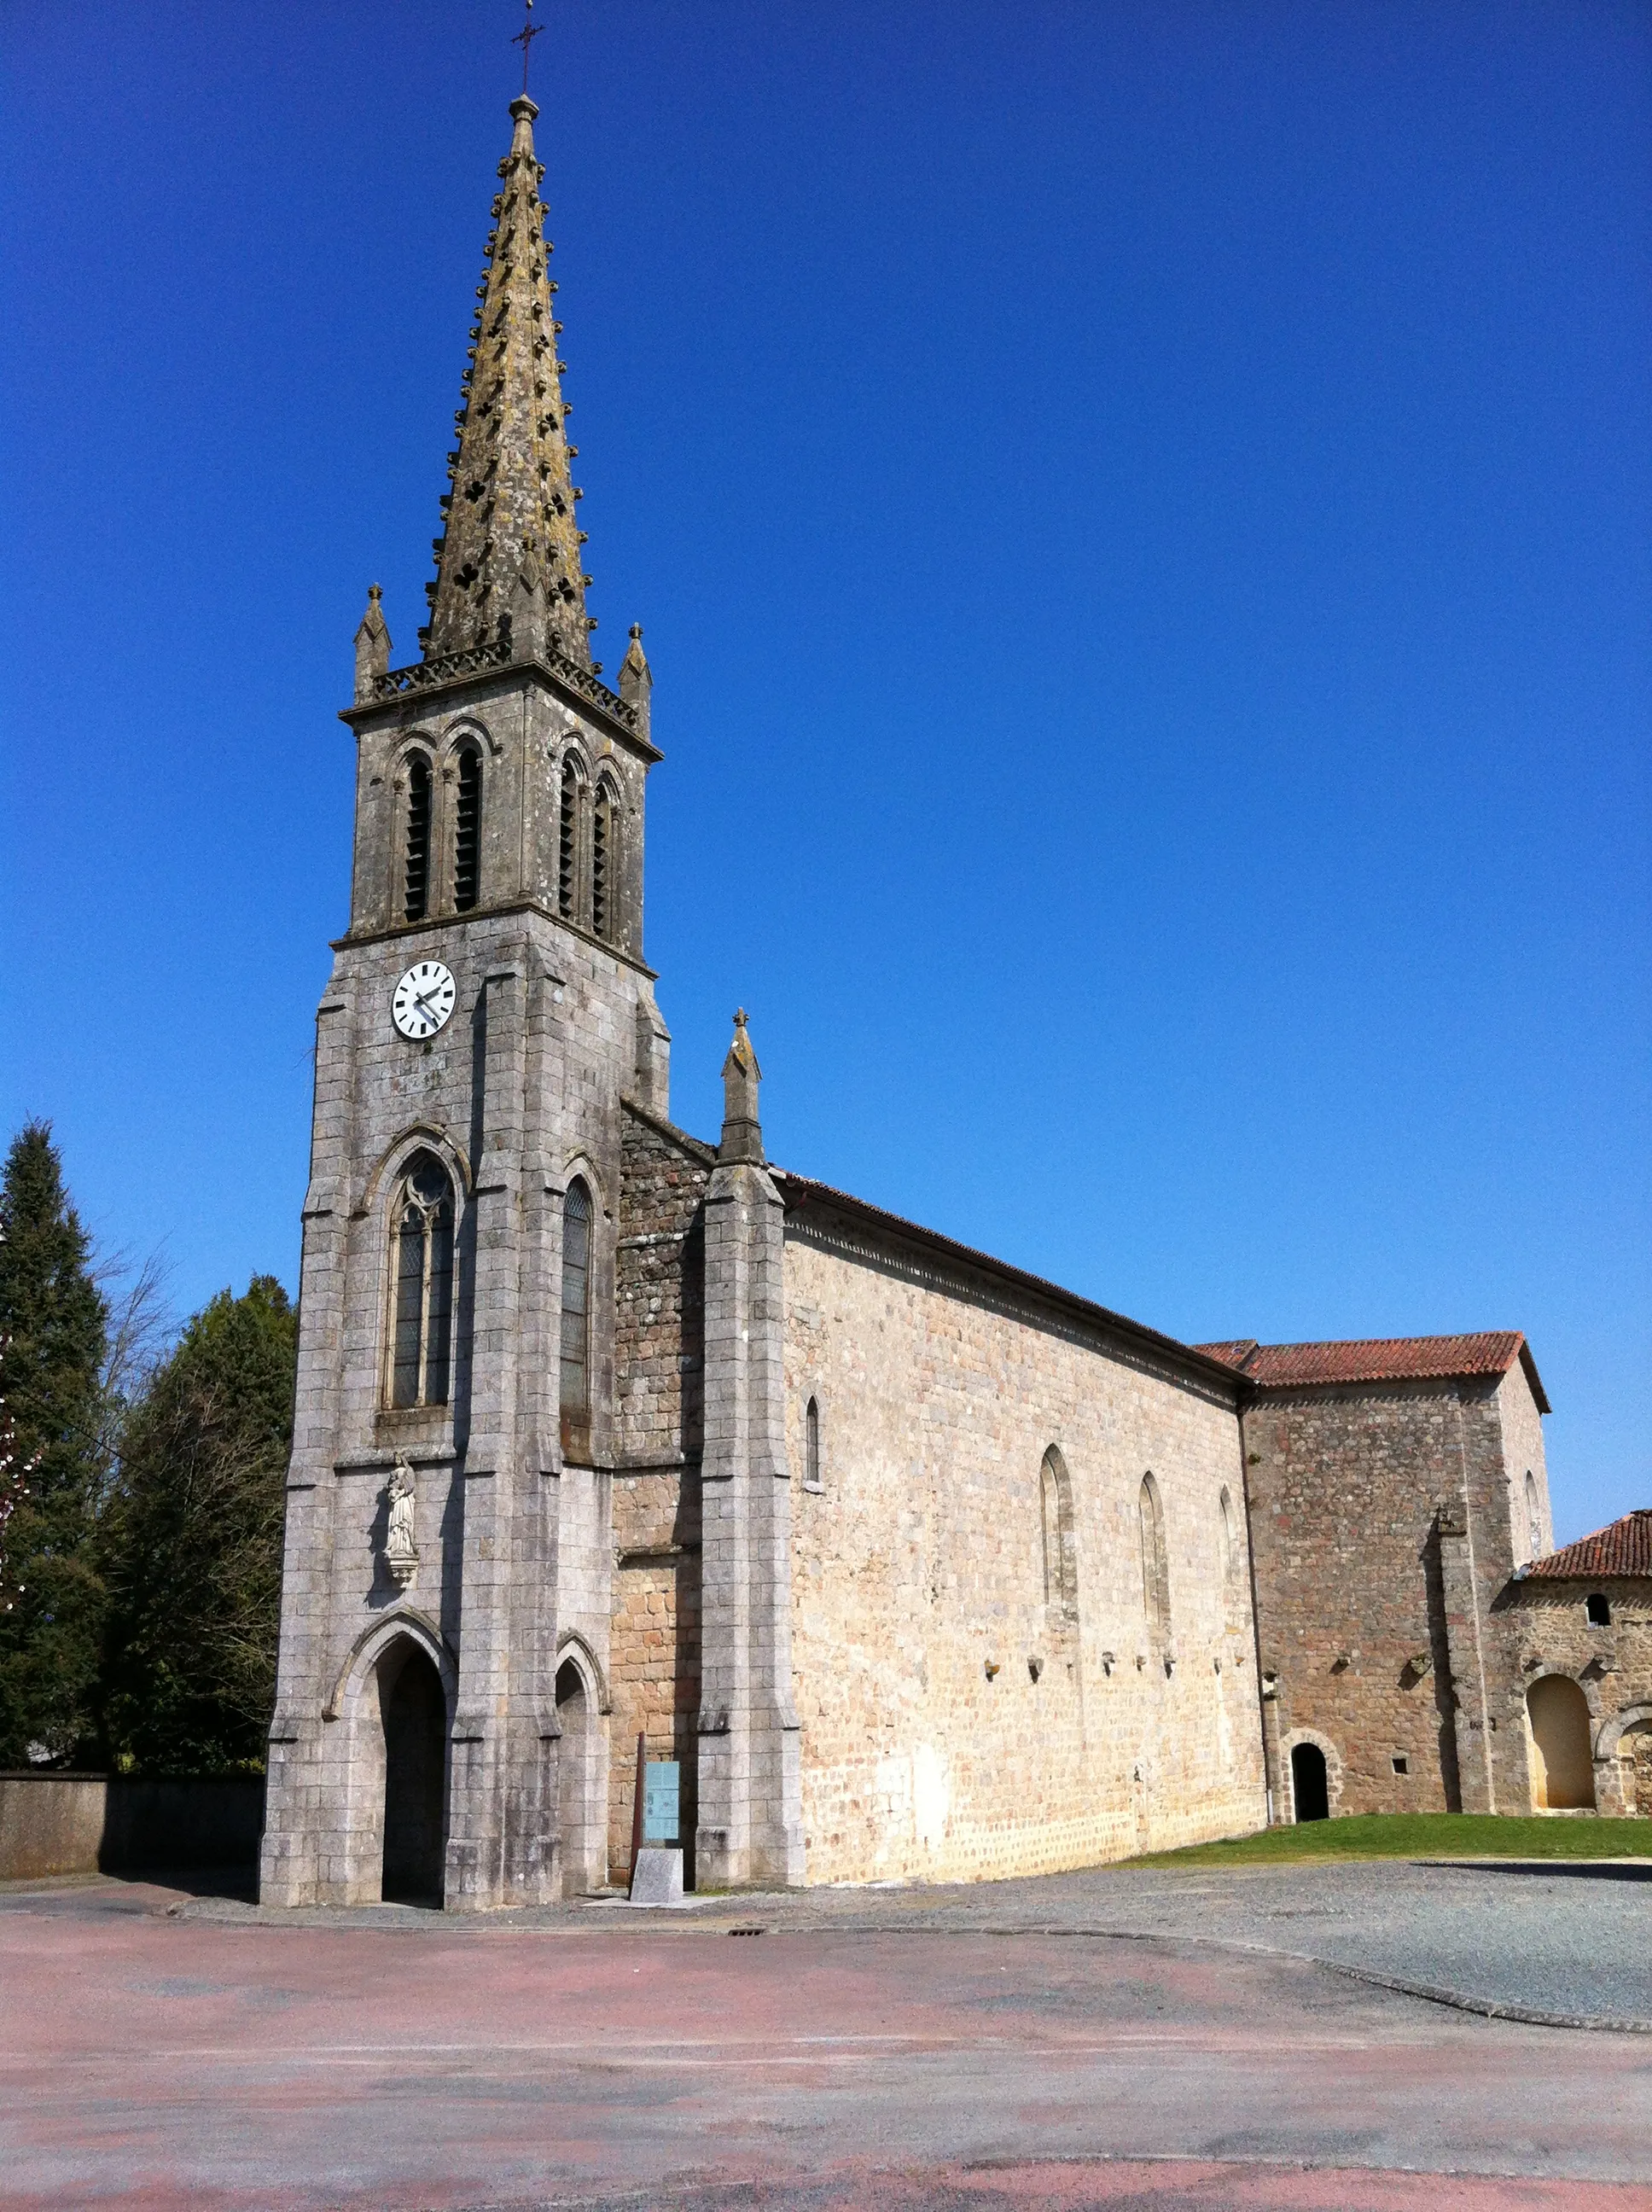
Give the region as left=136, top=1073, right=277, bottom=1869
left=1420, top=1857, right=1652, bottom=1882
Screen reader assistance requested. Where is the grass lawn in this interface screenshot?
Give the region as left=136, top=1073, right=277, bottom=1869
left=1129, top=1812, right=1652, bottom=1868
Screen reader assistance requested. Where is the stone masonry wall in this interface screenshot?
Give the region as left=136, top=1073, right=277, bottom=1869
left=608, top=1103, right=712, bottom=1876
left=1498, top=1576, right=1652, bottom=1817
left=1499, top=1363, right=1552, bottom=1569
left=782, top=1222, right=1265, bottom=1885
left=1242, top=1365, right=1548, bottom=1819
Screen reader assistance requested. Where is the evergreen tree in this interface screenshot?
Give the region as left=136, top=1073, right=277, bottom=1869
left=101, top=1275, right=296, bottom=1774
left=0, top=1332, right=37, bottom=1620
left=0, top=1124, right=111, bottom=1764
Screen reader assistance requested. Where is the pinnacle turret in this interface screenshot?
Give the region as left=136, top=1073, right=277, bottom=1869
left=719, top=1010, right=765, bottom=1165
left=422, top=96, right=594, bottom=667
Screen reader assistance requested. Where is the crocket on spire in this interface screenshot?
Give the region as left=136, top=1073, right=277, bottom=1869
left=422, top=94, right=595, bottom=667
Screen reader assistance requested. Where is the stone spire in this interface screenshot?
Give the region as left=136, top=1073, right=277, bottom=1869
left=719, top=1010, right=764, bottom=1165
left=422, top=96, right=595, bottom=667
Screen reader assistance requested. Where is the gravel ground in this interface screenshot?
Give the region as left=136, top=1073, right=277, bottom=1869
left=700, top=1857, right=1652, bottom=2029
left=167, top=1854, right=1652, bottom=2030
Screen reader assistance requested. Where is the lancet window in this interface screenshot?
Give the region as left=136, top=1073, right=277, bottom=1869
left=1039, top=1447, right=1077, bottom=1617
left=453, top=744, right=482, bottom=911
left=560, top=1179, right=591, bottom=1454
left=804, top=1396, right=822, bottom=1491
left=1139, top=1472, right=1171, bottom=1639
left=404, top=756, right=433, bottom=923
left=388, top=1151, right=454, bottom=1409
left=1219, top=1483, right=1237, bottom=1583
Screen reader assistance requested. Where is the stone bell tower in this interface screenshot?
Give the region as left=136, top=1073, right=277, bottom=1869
left=260, top=91, right=669, bottom=1911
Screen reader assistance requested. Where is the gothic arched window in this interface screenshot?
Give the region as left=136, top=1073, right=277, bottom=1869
left=389, top=1151, right=453, bottom=1409
left=453, top=744, right=482, bottom=911
left=560, top=1179, right=591, bottom=1455
left=1039, top=1446, right=1077, bottom=1617
left=1139, top=1472, right=1171, bottom=1640
left=804, top=1396, right=822, bottom=1492
left=591, top=783, right=614, bottom=940
left=404, top=755, right=433, bottom=923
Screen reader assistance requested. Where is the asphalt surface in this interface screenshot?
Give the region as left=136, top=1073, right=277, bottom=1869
left=2, top=1866, right=1649, bottom=2210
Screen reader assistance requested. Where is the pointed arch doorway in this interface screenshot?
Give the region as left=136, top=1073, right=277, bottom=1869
left=555, top=1654, right=607, bottom=1896
left=379, top=1641, right=447, bottom=1904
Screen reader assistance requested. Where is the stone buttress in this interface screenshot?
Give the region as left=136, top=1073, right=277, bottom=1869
left=694, top=1018, right=806, bottom=1887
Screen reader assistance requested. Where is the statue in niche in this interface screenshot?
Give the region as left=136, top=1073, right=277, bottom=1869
left=383, top=1454, right=419, bottom=1591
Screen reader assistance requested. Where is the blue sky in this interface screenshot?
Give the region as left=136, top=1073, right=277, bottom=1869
left=3, top=3, right=1647, bottom=1544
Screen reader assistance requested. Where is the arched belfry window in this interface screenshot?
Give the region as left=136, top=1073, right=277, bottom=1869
left=404, top=756, right=433, bottom=923
left=557, top=757, right=585, bottom=923
left=591, top=783, right=615, bottom=941
left=560, top=1179, right=591, bottom=1456
left=453, top=745, right=482, bottom=911
left=1039, top=1447, right=1078, bottom=1618
left=389, top=1151, right=454, bottom=1409
left=1139, top=1472, right=1171, bottom=1640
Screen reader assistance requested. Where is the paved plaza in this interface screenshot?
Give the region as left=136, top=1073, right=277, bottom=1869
left=2, top=1861, right=1649, bottom=2210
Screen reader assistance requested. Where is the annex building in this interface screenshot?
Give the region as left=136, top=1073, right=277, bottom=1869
left=259, top=93, right=1642, bottom=1912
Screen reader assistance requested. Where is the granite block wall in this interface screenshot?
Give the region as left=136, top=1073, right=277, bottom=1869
left=608, top=1103, right=712, bottom=1874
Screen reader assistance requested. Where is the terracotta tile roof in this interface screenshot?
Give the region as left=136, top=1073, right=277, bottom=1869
left=1524, top=1509, right=1652, bottom=1582
left=1191, top=1330, right=1549, bottom=1412
left=1193, top=1340, right=1259, bottom=1370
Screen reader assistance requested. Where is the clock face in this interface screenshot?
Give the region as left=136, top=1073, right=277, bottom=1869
left=392, top=961, right=457, bottom=1040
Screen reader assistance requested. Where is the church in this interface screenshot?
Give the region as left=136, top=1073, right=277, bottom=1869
left=259, top=91, right=1603, bottom=1912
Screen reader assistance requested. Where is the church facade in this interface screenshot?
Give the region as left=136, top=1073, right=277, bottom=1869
left=259, top=94, right=1583, bottom=1912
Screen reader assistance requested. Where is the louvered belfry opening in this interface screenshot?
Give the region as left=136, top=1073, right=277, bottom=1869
left=591, top=786, right=611, bottom=939
left=558, top=765, right=579, bottom=920
left=454, top=746, right=482, bottom=911
left=391, top=1152, right=455, bottom=1409
left=404, top=757, right=433, bottom=922
left=560, top=1179, right=591, bottom=1458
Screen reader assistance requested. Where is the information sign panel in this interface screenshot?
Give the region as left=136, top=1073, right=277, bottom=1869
left=642, top=1761, right=680, bottom=1843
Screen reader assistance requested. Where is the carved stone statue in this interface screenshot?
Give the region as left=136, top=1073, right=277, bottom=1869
left=384, top=1455, right=419, bottom=1591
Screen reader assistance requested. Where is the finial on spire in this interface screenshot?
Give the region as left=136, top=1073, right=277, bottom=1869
left=719, top=1010, right=764, bottom=1166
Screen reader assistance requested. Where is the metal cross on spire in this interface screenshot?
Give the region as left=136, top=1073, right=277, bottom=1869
left=511, top=0, right=545, bottom=94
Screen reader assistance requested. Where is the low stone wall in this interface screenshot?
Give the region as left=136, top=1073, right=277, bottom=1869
left=0, top=1773, right=265, bottom=1881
